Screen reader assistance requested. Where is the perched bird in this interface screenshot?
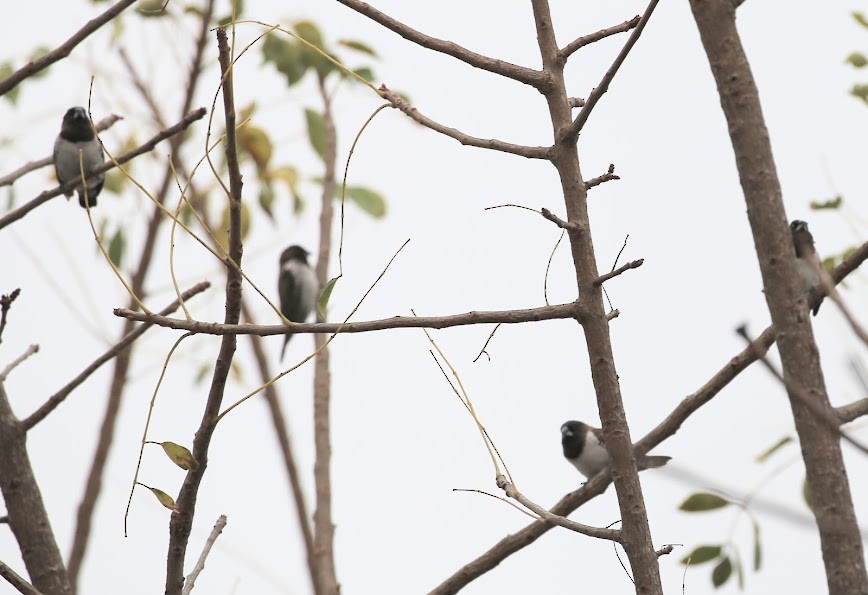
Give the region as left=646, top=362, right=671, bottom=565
left=278, top=245, right=319, bottom=360
left=790, top=220, right=823, bottom=316
left=561, top=420, right=670, bottom=479
left=53, top=106, right=104, bottom=208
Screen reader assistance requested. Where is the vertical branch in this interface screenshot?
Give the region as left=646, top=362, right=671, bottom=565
left=67, top=0, right=217, bottom=588
left=312, top=75, right=340, bottom=595
left=241, top=301, right=321, bottom=595
left=530, top=0, right=664, bottom=592
left=0, top=383, right=71, bottom=595
left=164, top=27, right=244, bottom=595
left=688, top=2, right=868, bottom=594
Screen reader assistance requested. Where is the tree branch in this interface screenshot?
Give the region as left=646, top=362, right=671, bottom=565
left=495, top=475, right=620, bottom=541
left=0, top=0, right=137, bottom=97
left=22, top=282, right=210, bottom=431
left=593, top=259, right=644, bottom=285
left=336, top=0, right=546, bottom=88
left=378, top=85, right=551, bottom=159
left=181, top=515, right=227, bottom=595
left=165, top=28, right=244, bottom=595
left=0, top=383, right=71, bottom=594
left=0, top=560, right=43, bottom=595
left=0, top=107, right=207, bottom=231
left=584, top=163, right=620, bottom=189
left=559, top=16, right=641, bottom=60
left=564, top=0, right=661, bottom=141
left=114, top=302, right=579, bottom=336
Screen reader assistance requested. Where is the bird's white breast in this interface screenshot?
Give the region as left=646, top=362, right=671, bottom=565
left=282, top=260, right=319, bottom=319
left=569, top=432, right=610, bottom=478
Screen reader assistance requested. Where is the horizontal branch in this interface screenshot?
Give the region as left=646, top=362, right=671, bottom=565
left=838, top=398, right=868, bottom=425
left=114, top=302, right=580, bottom=336
left=379, top=85, right=551, bottom=159
left=0, top=107, right=206, bottom=231
left=540, top=207, right=578, bottom=232
left=336, top=0, right=546, bottom=88
left=560, top=16, right=641, bottom=60
left=23, top=282, right=210, bottom=430
left=0, top=115, right=123, bottom=188
left=0, top=0, right=137, bottom=97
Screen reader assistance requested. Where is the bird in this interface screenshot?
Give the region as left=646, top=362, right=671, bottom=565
left=790, top=220, right=823, bottom=316
left=560, top=420, right=671, bottom=479
left=278, top=245, right=319, bottom=360
left=53, top=106, right=105, bottom=208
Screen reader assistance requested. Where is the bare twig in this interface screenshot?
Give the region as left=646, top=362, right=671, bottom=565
left=0, top=116, right=122, bottom=188
left=565, top=0, right=661, bottom=141
left=22, top=282, right=209, bottom=431
left=0, top=289, right=21, bottom=344
left=378, top=85, right=551, bottom=159
left=585, top=163, right=620, bottom=189
left=114, top=302, right=580, bottom=335
left=165, top=28, right=244, bottom=595
left=593, top=259, right=644, bottom=286
left=336, top=0, right=545, bottom=87
left=0, top=346, right=39, bottom=382
left=181, top=515, right=227, bottom=595
left=0, top=560, right=43, bottom=595
left=0, top=0, right=137, bottom=97
left=560, top=16, right=641, bottom=60
left=540, top=208, right=579, bottom=232
left=496, top=475, right=620, bottom=541
left=736, top=325, right=868, bottom=457
left=472, top=323, right=502, bottom=363
left=0, top=108, right=207, bottom=231
left=838, top=399, right=868, bottom=425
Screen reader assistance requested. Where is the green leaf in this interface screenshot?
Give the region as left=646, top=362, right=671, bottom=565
left=295, top=20, right=335, bottom=77
left=752, top=520, right=762, bottom=570
left=338, top=39, right=378, bottom=57
left=146, top=486, right=178, bottom=511
left=215, top=202, right=251, bottom=253
left=304, top=108, right=326, bottom=159
left=108, top=229, right=125, bottom=268
left=810, top=195, right=843, bottom=210
left=160, top=441, right=199, bottom=471
left=343, top=185, right=387, bottom=218
left=679, top=492, right=730, bottom=512
left=712, top=556, right=733, bottom=588
left=27, top=47, right=52, bottom=79
left=850, top=84, right=868, bottom=104
left=259, top=184, right=275, bottom=220
left=317, top=276, right=340, bottom=319
left=803, top=476, right=813, bottom=511
left=0, top=63, right=19, bottom=105
left=262, top=34, right=308, bottom=87
left=755, top=435, right=792, bottom=463
left=136, top=0, right=168, bottom=17
left=846, top=52, right=868, bottom=68
left=852, top=11, right=868, bottom=28
left=681, top=545, right=722, bottom=565
left=349, top=67, right=375, bottom=83
left=217, top=0, right=244, bottom=25
left=237, top=123, right=273, bottom=174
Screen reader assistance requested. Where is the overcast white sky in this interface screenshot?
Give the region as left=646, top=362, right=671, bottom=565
left=1, top=1, right=867, bottom=594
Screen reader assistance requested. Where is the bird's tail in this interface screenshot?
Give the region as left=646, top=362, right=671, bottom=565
left=78, top=191, right=97, bottom=208
left=280, top=335, right=290, bottom=361
left=638, top=455, right=671, bottom=470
